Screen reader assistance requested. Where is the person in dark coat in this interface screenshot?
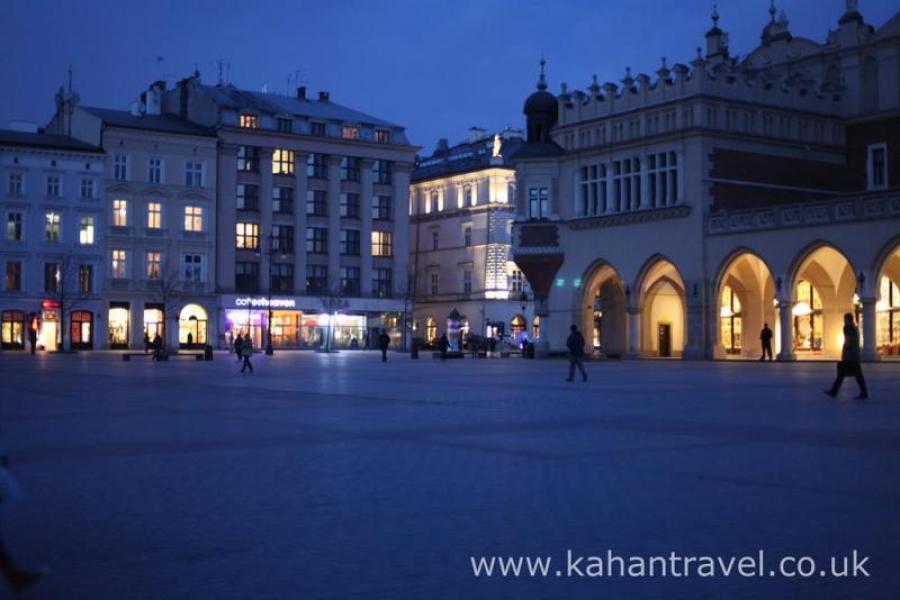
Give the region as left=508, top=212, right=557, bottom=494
left=759, top=323, right=774, bottom=361
left=234, top=333, right=244, bottom=362
left=28, top=326, right=37, bottom=356
left=378, top=330, right=391, bottom=362
left=240, top=337, right=254, bottom=373
left=151, top=333, right=163, bottom=361
left=566, top=324, right=587, bottom=382
left=438, top=334, right=449, bottom=361
left=143, top=331, right=151, bottom=354
left=1, top=450, right=44, bottom=594
left=825, top=313, right=868, bottom=399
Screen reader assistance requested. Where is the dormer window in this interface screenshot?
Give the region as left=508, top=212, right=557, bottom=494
left=342, top=126, right=360, bottom=140
left=240, top=113, right=258, bottom=129
left=374, top=129, right=391, bottom=144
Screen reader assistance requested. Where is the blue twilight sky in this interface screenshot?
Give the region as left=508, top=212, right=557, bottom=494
left=2, top=0, right=897, bottom=155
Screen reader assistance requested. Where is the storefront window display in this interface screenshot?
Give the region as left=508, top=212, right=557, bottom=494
left=144, top=305, right=165, bottom=340
left=878, top=276, right=900, bottom=355
left=1, top=310, right=25, bottom=349
left=108, top=303, right=130, bottom=348
left=179, top=304, right=208, bottom=348
left=70, top=311, right=93, bottom=349
left=720, top=285, right=742, bottom=355
left=271, top=311, right=300, bottom=347
left=793, top=280, right=823, bottom=352
left=225, top=309, right=263, bottom=349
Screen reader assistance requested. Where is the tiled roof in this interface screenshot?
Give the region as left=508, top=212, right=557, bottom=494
left=80, top=107, right=215, bottom=136
left=0, top=129, right=102, bottom=153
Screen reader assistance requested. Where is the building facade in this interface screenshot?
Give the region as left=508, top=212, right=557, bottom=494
left=154, top=75, right=418, bottom=350
left=46, top=86, right=220, bottom=350
left=0, top=126, right=105, bottom=351
left=410, top=128, right=537, bottom=347
left=512, top=2, right=900, bottom=361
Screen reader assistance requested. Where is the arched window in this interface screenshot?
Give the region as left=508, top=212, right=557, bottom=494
left=720, top=285, right=742, bottom=354
left=510, top=314, right=526, bottom=337
left=425, top=316, right=437, bottom=344
left=793, top=280, right=823, bottom=351
left=878, top=276, right=900, bottom=355
left=532, top=315, right=541, bottom=339
left=179, top=304, right=208, bottom=347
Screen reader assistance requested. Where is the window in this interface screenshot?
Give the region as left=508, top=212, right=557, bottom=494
left=272, top=225, right=295, bottom=253
left=426, top=191, right=436, bottom=214
left=184, top=161, right=203, bottom=187
left=5, top=261, right=21, bottom=292
left=464, top=185, right=474, bottom=207
left=527, top=187, right=548, bottom=219
left=306, top=190, right=328, bottom=216
left=184, top=206, right=203, bottom=232
left=374, top=129, right=391, bottom=144
left=271, top=263, right=293, bottom=292
left=579, top=164, right=607, bottom=215
left=237, top=146, right=259, bottom=172
left=341, top=156, right=361, bottom=181
left=235, top=261, right=259, bottom=293
left=340, top=266, right=360, bottom=295
left=372, top=230, right=393, bottom=257
left=647, top=152, right=678, bottom=208
left=373, top=268, right=392, bottom=298
left=44, top=262, right=60, bottom=292
left=340, top=192, right=360, bottom=218
left=310, top=121, right=326, bottom=137
left=148, top=157, right=163, bottom=184
left=236, top=222, right=260, bottom=249
left=373, top=160, right=392, bottom=184
left=511, top=269, right=523, bottom=293
left=46, top=175, right=60, bottom=197
left=720, top=285, right=742, bottom=354
left=8, top=173, right=23, bottom=196
left=463, top=269, right=472, bottom=294
left=272, top=186, right=293, bottom=213
left=80, top=177, right=95, bottom=199
left=306, top=227, right=328, bottom=253
left=45, top=212, right=61, bottom=241
left=6, top=212, right=22, bottom=241
left=78, top=264, right=92, bottom=293
left=430, top=272, right=439, bottom=296
left=240, top=113, right=258, bottom=128
left=431, top=230, right=439, bottom=250
left=307, top=153, right=328, bottom=179
left=114, top=154, right=128, bottom=181
left=463, top=224, right=472, bottom=247
left=272, top=149, right=295, bottom=175
left=342, top=126, right=360, bottom=140
left=306, top=264, right=327, bottom=294
left=111, top=250, right=127, bottom=279
left=146, top=251, right=161, bottom=279
left=184, top=254, right=203, bottom=282
left=868, top=144, right=888, bottom=189
left=79, top=216, right=95, bottom=245
left=237, top=184, right=259, bottom=211
left=373, top=195, right=392, bottom=220
left=113, top=199, right=128, bottom=227
left=276, top=117, right=293, bottom=133
left=147, top=202, right=161, bottom=229
left=340, top=229, right=360, bottom=255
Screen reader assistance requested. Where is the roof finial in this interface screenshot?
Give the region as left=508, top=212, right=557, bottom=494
left=711, top=3, right=719, bottom=27
left=537, top=55, right=547, bottom=91
left=769, top=0, right=777, bottom=23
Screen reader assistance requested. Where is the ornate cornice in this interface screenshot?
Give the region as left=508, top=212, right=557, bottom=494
left=567, top=204, right=691, bottom=230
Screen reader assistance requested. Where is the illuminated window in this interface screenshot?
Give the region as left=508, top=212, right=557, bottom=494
left=240, top=113, right=258, bottom=128
left=79, top=216, right=95, bottom=245
left=374, top=129, right=391, bottom=144
left=272, top=149, right=295, bottom=175
left=236, top=222, right=259, bottom=249
left=111, top=249, right=127, bottom=279
left=794, top=280, right=823, bottom=352
left=878, top=276, right=900, bottom=352
left=45, top=212, right=61, bottom=241
left=146, top=251, right=161, bottom=280
left=425, top=316, right=437, bottom=342
left=341, top=126, right=360, bottom=140
left=147, top=202, right=161, bottom=229
left=719, top=285, right=742, bottom=354
left=185, top=161, right=203, bottom=187
left=113, top=199, right=128, bottom=227
left=372, top=231, right=393, bottom=257
left=184, top=206, right=203, bottom=232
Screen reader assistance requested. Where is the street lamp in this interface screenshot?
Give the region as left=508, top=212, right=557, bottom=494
left=259, top=233, right=287, bottom=356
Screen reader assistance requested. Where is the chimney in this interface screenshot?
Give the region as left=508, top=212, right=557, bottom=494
left=318, top=91, right=330, bottom=102
left=296, top=86, right=306, bottom=100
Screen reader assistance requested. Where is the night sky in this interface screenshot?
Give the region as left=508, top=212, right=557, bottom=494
left=2, top=0, right=897, bottom=154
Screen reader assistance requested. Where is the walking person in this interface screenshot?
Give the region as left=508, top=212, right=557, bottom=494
left=151, top=333, right=163, bottom=362
left=759, top=323, right=774, bottom=361
left=233, top=333, right=244, bottom=362
left=28, top=326, right=37, bottom=356
left=143, top=331, right=151, bottom=354
left=566, top=324, right=588, bottom=382
left=378, top=329, right=390, bottom=362
left=438, top=334, right=449, bottom=361
left=1, top=449, right=44, bottom=594
left=825, top=313, right=868, bottom=399
left=240, top=337, right=254, bottom=374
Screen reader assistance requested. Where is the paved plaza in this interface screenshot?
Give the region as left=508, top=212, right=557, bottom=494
left=1, top=351, right=899, bottom=599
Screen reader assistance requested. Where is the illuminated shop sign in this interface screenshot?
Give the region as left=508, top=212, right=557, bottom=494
left=233, top=297, right=297, bottom=309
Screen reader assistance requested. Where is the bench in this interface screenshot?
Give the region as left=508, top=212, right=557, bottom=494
left=122, top=352, right=204, bottom=362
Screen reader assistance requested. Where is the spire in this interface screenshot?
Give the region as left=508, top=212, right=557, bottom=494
left=711, top=3, right=719, bottom=28
left=769, top=0, right=776, bottom=23
left=537, top=55, right=547, bottom=91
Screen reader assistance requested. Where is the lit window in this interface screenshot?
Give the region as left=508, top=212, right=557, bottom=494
left=236, top=222, right=259, bottom=249
left=184, top=162, right=203, bottom=187
left=113, top=199, right=128, bottom=227
left=372, top=231, right=393, bottom=257
left=342, top=126, right=360, bottom=140
left=147, top=202, right=161, bottom=229
left=184, top=206, right=203, bottom=232
left=240, top=113, right=258, bottom=128
left=45, top=212, right=61, bottom=242
left=79, top=216, right=95, bottom=245
left=272, top=149, right=295, bottom=175
left=112, top=249, right=127, bottom=279
left=146, top=252, right=161, bottom=279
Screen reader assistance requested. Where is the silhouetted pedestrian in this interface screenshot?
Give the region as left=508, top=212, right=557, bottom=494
left=241, top=337, right=254, bottom=373
left=234, top=334, right=244, bottom=362
left=378, top=330, right=390, bottom=362
left=143, top=331, right=151, bottom=354
left=825, top=313, right=868, bottom=400
left=1, top=450, right=44, bottom=594
left=28, top=327, right=37, bottom=356
left=151, top=333, right=163, bottom=361
left=760, top=323, right=773, bottom=361
left=438, top=334, right=449, bottom=361
left=566, top=324, right=587, bottom=382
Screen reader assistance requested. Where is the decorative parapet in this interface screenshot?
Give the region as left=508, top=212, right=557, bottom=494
left=568, top=205, right=691, bottom=231
left=706, top=191, right=900, bottom=235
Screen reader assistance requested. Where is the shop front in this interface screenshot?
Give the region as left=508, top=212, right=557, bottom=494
left=1, top=309, right=26, bottom=350
left=179, top=304, right=208, bottom=349
left=70, top=310, right=93, bottom=350
left=108, top=302, right=130, bottom=349
left=39, top=300, right=60, bottom=352
left=144, top=303, right=165, bottom=342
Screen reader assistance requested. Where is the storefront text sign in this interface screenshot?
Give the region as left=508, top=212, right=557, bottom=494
left=234, top=297, right=297, bottom=309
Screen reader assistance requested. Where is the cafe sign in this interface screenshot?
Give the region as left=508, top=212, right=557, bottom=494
left=233, top=297, right=297, bottom=309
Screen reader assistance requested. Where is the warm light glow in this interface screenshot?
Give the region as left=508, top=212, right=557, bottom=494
left=792, top=302, right=812, bottom=317
left=720, top=306, right=733, bottom=318
left=877, top=299, right=889, bottom=312
left=484, top=290, right=509, bottom=300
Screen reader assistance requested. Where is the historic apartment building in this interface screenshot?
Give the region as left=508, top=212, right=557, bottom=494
left=46, top=84, right=219, bottom=350
left=409, top=128, right=535, bottom=346
left=0, top=123, right=105, bottom=352
left=157, top=75, right=418, bottom=350
left=512, top=2, right=900, bottom=361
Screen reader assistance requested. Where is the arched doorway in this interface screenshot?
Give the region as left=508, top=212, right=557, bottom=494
left=791, top=245, right=857, bottom=359
left=179, top=304, right=208, bottom=348
left=580, top=262, right=626, bottom=356
left=715, top=251, right=777, bottom=359
left=425, top=316, right=437, bottom=345
left=637, top=258, right=686, bottom=358
left=876, top=244, right=900, bottom=357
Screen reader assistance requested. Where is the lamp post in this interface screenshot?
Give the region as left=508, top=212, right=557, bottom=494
left=260, top=233, right=286, bottom=356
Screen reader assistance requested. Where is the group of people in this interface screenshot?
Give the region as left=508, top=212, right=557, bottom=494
left=232, top=333, right=254, bottom=373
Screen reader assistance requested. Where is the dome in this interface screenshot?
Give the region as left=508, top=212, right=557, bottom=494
left=523, top=90, right=558, bottom=116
